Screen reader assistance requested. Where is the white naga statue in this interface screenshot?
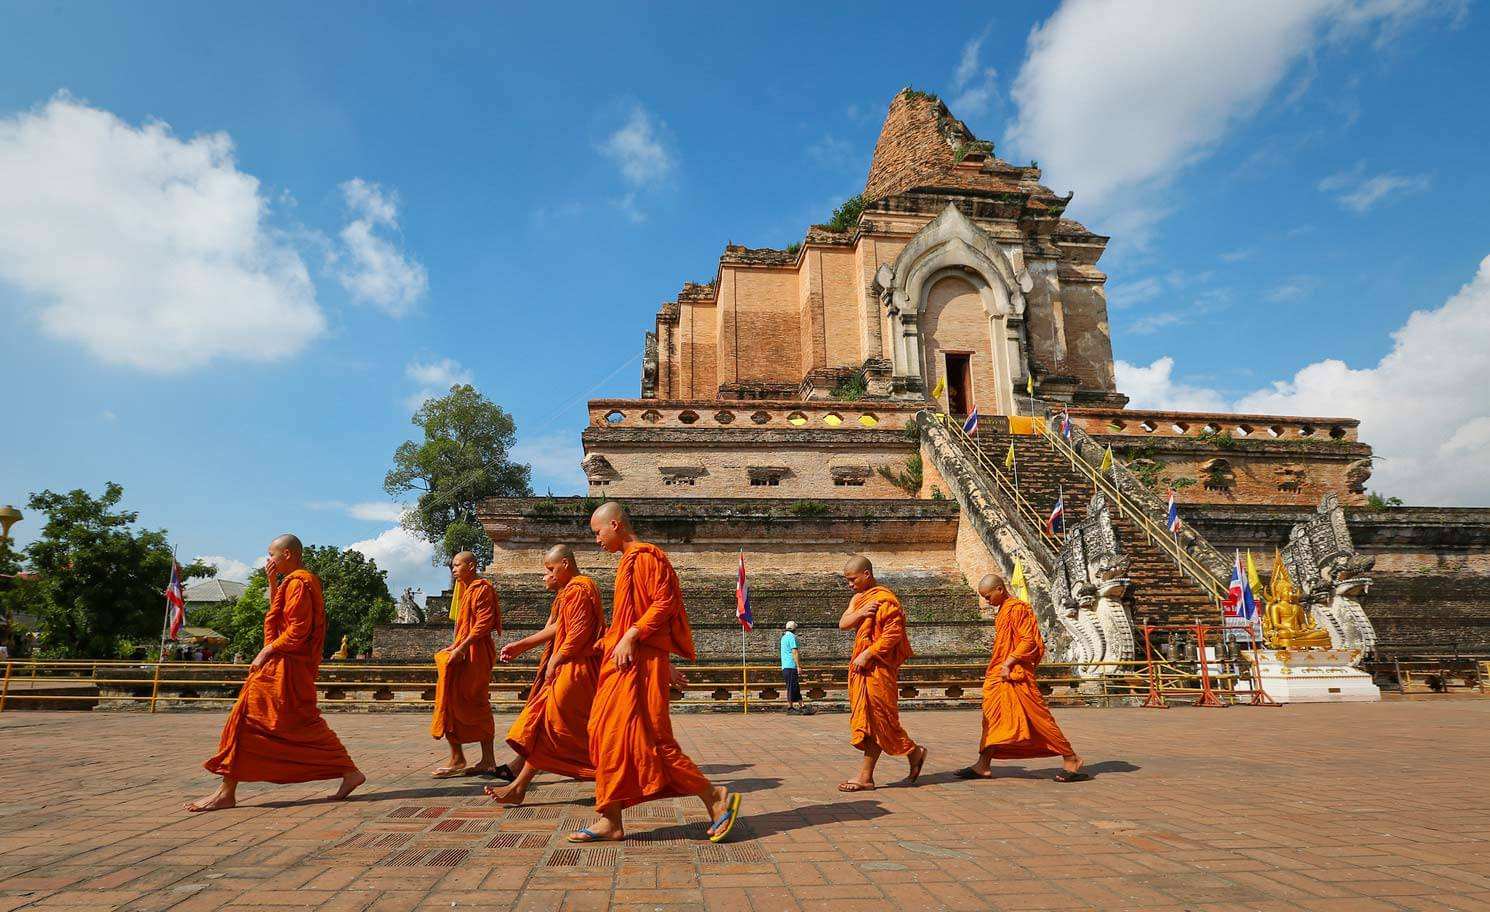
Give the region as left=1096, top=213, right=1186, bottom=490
left=1281, top=494, right=1378, bottom=662
left=1050, top=494, right=1139, bottom=676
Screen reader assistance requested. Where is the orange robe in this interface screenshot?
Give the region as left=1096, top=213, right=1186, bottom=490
left=847, top=585, right=916, bottom=756
left=204, top=569, right=356, bottom=783
left=506, top=575, right=605, bottom=779
left=588, top=542, right=711, bottom=813
left=980, top=597, right=1074, bottom=759
left=430, top=577, right=501, bottom=744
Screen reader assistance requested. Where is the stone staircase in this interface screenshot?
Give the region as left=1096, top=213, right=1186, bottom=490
left=971, top=416, right=1220, bottom=627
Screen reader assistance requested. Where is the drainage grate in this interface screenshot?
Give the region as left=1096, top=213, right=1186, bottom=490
left=697, top=841, right=768, bottom=864
left=624, top=804, right=679, bottom=821
left=387, top=806, right=422, bottom=819
left=379, top=847, right=471, bottom=867
left=417, top=806, right=449, bottom=819
left=501, top=806, right=562, bottom=820
left=334, top=832, right=415, bottom=850
left=432, top=819, right=491, bottom=834
left=587, top=846, right=619, bottom=867
left=545, top=848, right=582, bottom=867
left=485, top=833, right=550, bottom=850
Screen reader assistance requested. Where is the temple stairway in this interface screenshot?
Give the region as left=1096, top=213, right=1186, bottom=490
left=970, top=416, right=1220, bottom=627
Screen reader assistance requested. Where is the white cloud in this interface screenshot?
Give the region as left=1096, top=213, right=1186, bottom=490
left=196, top=554, right=253, bottom=582
left=1317, top=163, right=1432, bottom=212
left=600, top=106, right=673, bottom=187
left=1005, top=0, right=1456, bottom=243
left=403, top=356, right=473, bottom=410
left=1106, top=276, right=1165, bottom=308
left=347, top=501, right=406, bottom=522
left=346, top=526, right=448, bottom=598
left=0, top=95, right=323, bottom=372
left=512, top=432, right=586, bottom=494
left=807, top=133, right=859, bottom=172
left=950, top=32, right=1000, bottom=116
left=334, top=178, right=427, bottom=316
left=1120, top=253, right=1490, bottom=505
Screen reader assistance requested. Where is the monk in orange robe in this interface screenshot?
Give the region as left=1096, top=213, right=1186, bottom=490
left=956, top=573, right=1086, bottom=782
left=569, top=502, right=742, bottom=844
left=484, top=544, right=605, bottom=804
left=838, top=556, right=927, bottom=792
left=429, top=550, right=502, bottom=777
left=186, top=534, right=364, bottom=812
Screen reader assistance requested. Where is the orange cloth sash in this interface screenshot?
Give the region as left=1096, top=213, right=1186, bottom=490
left=980, top=597, right=1073, bottom=759
left=506, top=575, right=605, bottom=779
left=430, top=577, right=501, bottom=743
left=847, top=585, right=916, bottom=756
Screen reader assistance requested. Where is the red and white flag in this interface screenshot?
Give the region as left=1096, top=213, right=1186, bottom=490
left=164, top=561, right=186, bottom=639
left=735, top=552, right=753, bottom=631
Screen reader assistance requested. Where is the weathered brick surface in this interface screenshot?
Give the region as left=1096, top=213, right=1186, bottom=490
left=9, top=704, right=1490, bottom=912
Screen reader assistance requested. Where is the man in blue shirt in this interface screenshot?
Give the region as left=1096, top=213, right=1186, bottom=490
left=780, top=622, right=810, bottom=714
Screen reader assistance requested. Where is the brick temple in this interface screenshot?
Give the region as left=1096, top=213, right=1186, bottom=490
left=376, top=90, right=1490, bottom=667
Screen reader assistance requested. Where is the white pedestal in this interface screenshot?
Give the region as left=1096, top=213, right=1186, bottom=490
left=1237, top=649, right=1380, bottom=703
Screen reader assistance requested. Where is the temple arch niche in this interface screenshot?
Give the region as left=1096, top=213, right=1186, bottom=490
left=873, top=203, right=1032, bottom=413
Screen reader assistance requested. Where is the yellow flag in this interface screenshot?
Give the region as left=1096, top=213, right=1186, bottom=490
left=1025, top=374, right=1035, bottom=396
left=930, top=377, right=946, bottom=400
left=1004, top=443, right=1016, bottom=468
left=448, top=579, right=464, bottom=623
left=1010, top=559, right=1029, bottom=601
left=1246, top=550, right=1264, bottom=599
left=1099, top=446, right=1113, bottom=473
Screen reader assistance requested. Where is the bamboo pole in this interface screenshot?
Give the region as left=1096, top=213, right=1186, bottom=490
left=0, top=660, right=12, bottom=714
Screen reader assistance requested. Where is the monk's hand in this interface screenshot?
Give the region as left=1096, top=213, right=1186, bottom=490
left=612, top=629, right=639, bottom=668
left=994, top=663, right=1012, bottom=683
left=850, top=652, right=872, bottom=674
left=668, top=665, right=689, bottom=689
left=449, top=645, right=467, bottom=664
left=498, top=642, right=520, bottom=663
left=249, top=646, right=273, bottom=670
left=544, top=662, right=559, bottom=687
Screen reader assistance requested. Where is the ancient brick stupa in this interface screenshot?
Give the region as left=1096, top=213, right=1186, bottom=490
left=376, top=89, right=1490, bottom=670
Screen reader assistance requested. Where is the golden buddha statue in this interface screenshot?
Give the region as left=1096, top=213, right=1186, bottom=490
left=1263, top=551, right=1333, bottom=649
left=331, top=635, right=351, bottom=661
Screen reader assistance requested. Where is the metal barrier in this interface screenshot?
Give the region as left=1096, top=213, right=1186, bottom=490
left=0, top=658, right=1245, bottom=712
left=939, top=414, right=1058, bottom=548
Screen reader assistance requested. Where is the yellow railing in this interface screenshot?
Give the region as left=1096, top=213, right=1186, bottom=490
left=936, top=413, right=1058, bottom=548
left=1038, top=419, right=1229, bottom=602
left=0, top=658, right=1245, bottom=712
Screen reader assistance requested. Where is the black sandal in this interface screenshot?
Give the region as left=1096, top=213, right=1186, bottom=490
left=1054, top=770, right=1090, bottom=782
left=953, top=767, right=992, bottom=780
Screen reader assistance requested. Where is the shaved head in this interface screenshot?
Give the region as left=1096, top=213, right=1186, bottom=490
left=589, top=500, right=634, bottom=554
left=270, top=533, right=303, bottom=557
left=453, top=551, right=477, bottom=567
left=590, top=501, right=630, bottom=528
left=544, top=544, right=576, bottom=568
left=843, top=555, right=872, bottom=576
left=978, top=573, right=1007, bottom=598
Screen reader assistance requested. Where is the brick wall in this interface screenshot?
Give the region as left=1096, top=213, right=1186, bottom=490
left=922, top=274, right=998, bottom=412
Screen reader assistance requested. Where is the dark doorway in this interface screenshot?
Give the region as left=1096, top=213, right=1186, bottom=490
left=945, top=353, right=973, bottom=417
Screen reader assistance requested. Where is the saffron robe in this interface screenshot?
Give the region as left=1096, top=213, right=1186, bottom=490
left=204, top=569, right=356, bottom=783
left=506, top=575, right=605, bottom=779
left=588, top=542, right=711, bottom=813
left=431, top=577, right=501, bottom=744
left=847, top=585, right=917, bottom=757
left=980, top=597, right=1074, bottom=759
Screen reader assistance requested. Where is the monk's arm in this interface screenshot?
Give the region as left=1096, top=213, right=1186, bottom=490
left=451, top=587, right=499, bottom=656
left=550, top=597, right=593, bottom=666
left=863, top=606, right=907, bottom=661
left=625, top=552, right=681, bottom=642
left=1002, top=610, right=1041, bottom=672
left=253, top=578, right=312, bottom=667
left=500, top=620, right=558, bottom=661
left=838, top=601, right=874, bottom=630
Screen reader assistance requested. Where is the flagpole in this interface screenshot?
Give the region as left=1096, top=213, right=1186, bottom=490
left=739, top=549, right=748, bottom=716
left=157, top=545, right=178, bottom=663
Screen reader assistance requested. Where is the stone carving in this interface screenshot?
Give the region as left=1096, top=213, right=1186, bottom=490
left=1048, top=494, right=1138, bottom=676
left=1280, top=494, right=1378, bottom=660
left=641, top=331, right=658, bottom=398
left=396, top=587, right=425, bottom=624
left=581, top=454, right=619, bottom=485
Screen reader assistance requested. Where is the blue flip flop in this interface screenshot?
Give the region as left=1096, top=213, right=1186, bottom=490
left=567, top=827, right=623, bottom=843
left=707, top=793, right=743, bottom=843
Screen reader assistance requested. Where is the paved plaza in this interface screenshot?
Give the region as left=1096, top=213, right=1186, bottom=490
left=3, top=702, right=1490, bottom=912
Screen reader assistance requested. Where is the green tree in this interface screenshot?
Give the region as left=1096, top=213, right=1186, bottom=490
left=824, top=194, right=865, bottom=233
left=17, top=483, right=213, bottom=658
left=195, top=545, right=396, bottom=659
left=384, top=384, right=532, bottom=564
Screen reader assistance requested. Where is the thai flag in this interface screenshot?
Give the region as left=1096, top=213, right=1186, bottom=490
left=962, top=405, right=979, bottom=435
left=1046, top=494, right=1065, bottom=534
left=164, top=561, right=186, bottom=639
left=1224, top=552, right=1260, bottom=640
left=735, top=552, right=752, bottom=632
left=1166, top=490, right=1182, bottom=534
left=1059, top=409, right=1072, bottom=442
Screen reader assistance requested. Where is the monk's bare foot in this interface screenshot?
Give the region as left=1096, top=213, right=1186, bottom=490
left=484, top=783, right=526, bottom=806
left=331, top=769, right=366, bottom=800
left=569, top=819, right=623, bottom=842
left=184, top=788, right=236, bottom=813
left=905, top=746, right=928, bottom=783
left=1054, top=754, right=1089, bottom=782
left=837, top=779, right=875, bottom=792
left=1064, top=753, right=1082, bottom=773
left=702, top=786, right=729, bottom=834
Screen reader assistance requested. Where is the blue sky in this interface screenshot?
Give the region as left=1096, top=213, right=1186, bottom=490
left=2, top=1, right=1487, bottom=596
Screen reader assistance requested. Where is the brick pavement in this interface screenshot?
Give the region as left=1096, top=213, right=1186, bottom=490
left=3, top=703, right=1490, bottom=912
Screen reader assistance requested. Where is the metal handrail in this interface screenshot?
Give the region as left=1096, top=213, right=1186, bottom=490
left=936, top=414, right=1057, bottom=546
left=1038, top=419, right=1228, bottom=601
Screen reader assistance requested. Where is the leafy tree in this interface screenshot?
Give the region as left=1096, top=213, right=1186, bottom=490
left=1, top=536, right=37, bottom=656
left=384, top=384, right=532, bottom=564
left=1366, top=491, right=1404, bottom=509
left=195, top=545, right=396, bottom=659
left=17, top=484, right=213, bottom=658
